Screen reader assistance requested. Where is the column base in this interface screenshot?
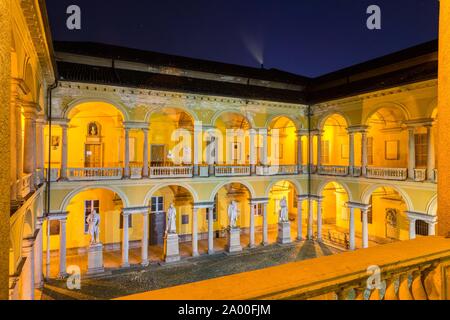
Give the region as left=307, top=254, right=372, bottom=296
left=141, top=260, right=149, bottom=267
left=121, top=263, right=130, bottom=268
left=208, top=249, right=215, bottom=255
left=261, top=242, right=269, bottom=247
left=296, top=236, right=303, bottom=242
left=248, top=243, right=256, bottom=249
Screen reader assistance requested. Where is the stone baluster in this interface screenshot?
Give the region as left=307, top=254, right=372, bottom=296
left=411, top=270, right=428, bottom=300
left=398, top=273, right=413, bottom=300
left=383, top=277, right=399, bottom=300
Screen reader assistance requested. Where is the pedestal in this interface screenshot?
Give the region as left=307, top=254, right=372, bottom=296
left=87, top=243, right=104, bottom=275
left=277, top=221, right=292, bottom=245
left=226, top=227, right=242, bottom=253
left=164, top=233, right=180, bottom=263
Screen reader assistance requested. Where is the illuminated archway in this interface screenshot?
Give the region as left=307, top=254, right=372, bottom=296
left=148, top=107, right=194, bottom=166
left=268, top=117, right=298, bottom=165
left=320, top=182, right=350, bottom=244
left=320, top=114, right=349, bottom=166
left=267, top=180, right=299, bottom=243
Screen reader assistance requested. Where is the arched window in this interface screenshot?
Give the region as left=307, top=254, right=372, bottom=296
left=415, top=220, right=429, bottom=236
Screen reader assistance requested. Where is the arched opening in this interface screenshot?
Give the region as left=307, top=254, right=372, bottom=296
left=268, top=117, right=298, bottom=166
left=43, top=188, right=127, bottom=277
left=320, top=114, right=349, bottom=167
left=148, top=108, right=194, bottom=167
left=320, top=182, right=350, bottom=247
left=210, top=183, right=252, bottom=251
left=366, top=107, right=408, bottom=169
left=214, top=112, right=251, bottom=166
left=147, top=185, right=194, bottom=258
left=364, top=186, right=409, bottom=243
left=45, top=102, right=125, bottom=176
left=267, top=180, right=299, bottom=243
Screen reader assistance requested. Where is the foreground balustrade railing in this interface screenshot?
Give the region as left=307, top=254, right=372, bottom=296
left=118, top=237, right=450, bottom=300
left=414, top=168, right=427, bottom=182
left=318, top=165, right=349, bottom=176
left=149, top=166, right=193, bottom=178
left=256, top=164, right=299, bottom=176
left=366, top=167, right=408, bottom=181
left=215, top=165, right=251, bottom=177
left=67, top=167, right=123, bottom=181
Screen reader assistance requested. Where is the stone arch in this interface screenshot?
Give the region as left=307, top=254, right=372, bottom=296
left=363, top=102, right=410, bottom=126
left=23, top=59, right=36, bottom=100
left=316, top=179, right=353, bottom=201
left=63, top=97, right=130, bottom=121
left=144, top=105, right=199, bottom=124
left=144, top=182, right=199, bottom=205
left=264, top=178, right=303, bottom=198
left=317, top=111, right=351, bottom=131
left=22, top=209, right=34, bottom=240
left=361, top=184, right=413, bottom=211
left=265, top=114, right=301, bottom=131
left=426, top=195, right=437, bottom=216
left=60, top=185, right=130, bottom=212
left=209, top=180, right=256, bottom=202
left=211, top=109, right=255, bottom=129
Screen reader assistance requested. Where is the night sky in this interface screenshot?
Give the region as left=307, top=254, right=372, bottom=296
left=45, top=0, right=439, bottom=77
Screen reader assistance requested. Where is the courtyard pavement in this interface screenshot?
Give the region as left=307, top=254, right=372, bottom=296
left=41, top=240, right=342, bottom=300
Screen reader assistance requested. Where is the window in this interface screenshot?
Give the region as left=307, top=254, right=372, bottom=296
left=120, top=213, right=132, bottom=229
left=151, top=196, right=164, bottom=212
left=321, top=140, right=330, bottom=164
left=255, top=204, right=264, bottom=216
left=181, top=215, right=189, bottom=225
left=367, top=137, right=374, bottom=165
left=84, top=200, right=99, bottom=233
left=415, top=133, right=428, bottom=167
left=416, top=220, right=429, bottom=236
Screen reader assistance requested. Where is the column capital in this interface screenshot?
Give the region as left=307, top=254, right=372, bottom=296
left=404, top=118, right=434, bottom=128
left=193, top=202, right=215, bottom=209
left=122, top=206, right=150, bottom=215
left=22, top=238, right=35, bottom=252
left=347, top=125, right=370, bottom=134
left=46, top=211, right=68, bottom=221
left=405, top=211, right=437, bottom=223
left=123, top=121, right=148, bottom=130
left=345, top=202, right=370, bottom=210
left=296, top=129, right=309, bottom=137
left=297, top=194, right=310, bottom=201
left=249, top=198, right=269, bottom=205
left=51, top=118, right=70, bottom=128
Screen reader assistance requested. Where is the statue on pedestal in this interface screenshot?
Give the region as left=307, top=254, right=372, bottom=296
left=228, top=201, right=239, bottom=229
left=279, top=196, right=289, bottom=223
left=166, top=203, right=177, bottom=234
left=87, top=209, right=100, bottom=245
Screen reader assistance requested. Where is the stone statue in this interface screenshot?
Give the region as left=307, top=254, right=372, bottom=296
left=87, top=209, right=100, bottom=245
left=228, top=201, right=239, bottom=228
left=166, top=203, right=177, bottom=234
left=279, top=196, right=289, bottom=223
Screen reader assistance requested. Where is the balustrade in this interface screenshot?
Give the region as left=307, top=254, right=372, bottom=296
left=414, top=168, right=427, bottom=182
left=318, top=165, right=349, bottom=176
left=366, top=167, right=408, bottom=181
left=67, top=167, right=123, bottom=181
left=215, top=165, right=251, bottom=177
left=149, top=166, right=193, bottom=178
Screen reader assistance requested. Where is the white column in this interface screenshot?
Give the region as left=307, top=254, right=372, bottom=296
left=141, top=212, right=149, bottom=266
left=361, top=208, right=369, bottom=249
left=192, top=207, right=199, bottom=257
left=308, top=132, right=314, bottom=172
left=307, top=197, right=314, bottom=240
left=297, top=133, right=303, bottom=171
left=21, top=238, right=35, bottom=300
left=207, top=207, right=214, bottom=254
left=58, top=219, right=67, bottom=278
left=408, top=127, right=416, bottom=179
left=15, top=102, right=23, bottom=189
left=23, top=107, right=37, bottom=184
left=249, top=203, right=256, bottom=248
left=428, top=220, right=437, bottom=236
left=317, top=198, right=323, bottom=242
left=349, top=206, right=355, bottom=250
left=142, top=128, right=149, bottom=178
left=297, top=197, right=304, bottom=241
left=348, top=131, right=355, bottom=174
left=121, top=212, right=130, bottom=267
left=193, top=123, right=202, bottom=175
left=361, top=131, right=368, bottom=176
left=262, top=202, right=268, bottom=245
left=36, top=119, right=45, bottom=174
left=317, top=132, right=322, bottom=167
left=426, top=125, right=435, bottom=181
left=124, top=128, right=130, bottom=178
left=34, top=219, right=44, bottom=288
left=408, top=216, right=417, bottom=240
left=260, top=129, right=268, bottom=166
left=60, top=123, right=68, bottom=180
left=249, top=129, right=256, bottom=174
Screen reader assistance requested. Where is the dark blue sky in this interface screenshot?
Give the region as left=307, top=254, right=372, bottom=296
left=45, top=0, right=439, bottom=77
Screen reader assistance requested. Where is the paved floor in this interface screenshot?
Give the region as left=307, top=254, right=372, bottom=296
left=41, top=240, right=342, bottom=300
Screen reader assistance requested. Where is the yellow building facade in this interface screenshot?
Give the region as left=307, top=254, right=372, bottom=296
left=3, top=0, right=444, bottom=301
